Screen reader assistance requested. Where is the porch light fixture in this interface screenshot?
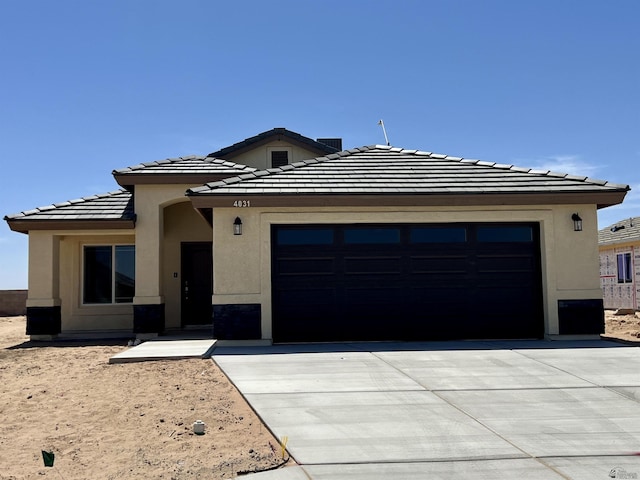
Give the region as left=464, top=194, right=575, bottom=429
left=233, top=217, right=243, bottom=235
left=571, top=213, right=583, bottom=232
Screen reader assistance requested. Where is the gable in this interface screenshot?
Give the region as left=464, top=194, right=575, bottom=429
left=207, top=128, right=340, bottom=170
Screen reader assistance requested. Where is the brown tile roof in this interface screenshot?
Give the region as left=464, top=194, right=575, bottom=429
left=188, top=145, right=630, bottom=207
left=4, top=190, right=135, bottom=233
left=599, top=217, right=640, bottom=246
left=113, top=156, right=256, bottom=186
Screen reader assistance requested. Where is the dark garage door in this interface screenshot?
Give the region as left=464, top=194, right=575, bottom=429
left=271, top=223, right=543, bottom=343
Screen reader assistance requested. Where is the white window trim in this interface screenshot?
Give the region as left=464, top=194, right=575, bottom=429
left=617, top=252, right=633, bottom=284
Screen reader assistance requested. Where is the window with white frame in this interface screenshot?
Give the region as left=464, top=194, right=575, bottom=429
left=616, top=252, right=633, bottom=284
left=83, top=245, right=135, bottom=304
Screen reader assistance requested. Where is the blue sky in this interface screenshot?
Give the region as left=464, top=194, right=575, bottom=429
left=1, top=0, right=638, bottom=289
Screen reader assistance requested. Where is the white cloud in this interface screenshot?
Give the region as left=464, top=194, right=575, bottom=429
left=517, top=154, right=601, bottom=177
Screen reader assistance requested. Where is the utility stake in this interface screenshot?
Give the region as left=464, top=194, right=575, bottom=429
left=280, top=436, right=289, bottom=459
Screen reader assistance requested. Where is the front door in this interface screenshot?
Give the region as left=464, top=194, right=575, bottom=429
left=181, top=242, right=213, bottom=326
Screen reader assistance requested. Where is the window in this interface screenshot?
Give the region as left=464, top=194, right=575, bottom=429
left=477, top=226, right=533, bottom=242
left=617, top=252, right=633, bottom=284
left=271, top=150, right=289, bottom=168
left=410, top=227, right=467, bottom=243
left=344, top=228, right=400, bottom=244
left=277, top=228, right=334, bottom=245
left=83, top=245, right=135, bottom=304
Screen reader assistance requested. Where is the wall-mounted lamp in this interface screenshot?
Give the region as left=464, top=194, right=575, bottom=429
left=571, top=213, right=583, bottom=232
left=233, top=217, right=243, bottom=235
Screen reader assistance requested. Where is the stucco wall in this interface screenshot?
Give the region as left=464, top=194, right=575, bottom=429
left=211, top=203, right=602, bottom=339
left=162, top=200, right=213, bottom=328
left=133, top=184, right=209, bottom=307
left=60, top=233, right=136, bottom=331
left=0, top=290, right=27, bottom=316
left=26, top=185, right=216, bottom=334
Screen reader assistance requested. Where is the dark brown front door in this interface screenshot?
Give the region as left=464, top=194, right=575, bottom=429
left=181, top=242, right=213, bottom=326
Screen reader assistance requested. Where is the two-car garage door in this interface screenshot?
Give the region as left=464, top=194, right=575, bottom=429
left=271, top=223, right=543, bottom=342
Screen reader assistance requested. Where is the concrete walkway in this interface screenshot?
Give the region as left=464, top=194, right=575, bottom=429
left=109, top=338, right=216, bottom=363
left=212, top=340, right=640, bottom=480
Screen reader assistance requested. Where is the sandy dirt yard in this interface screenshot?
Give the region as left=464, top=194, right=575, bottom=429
left=0, top=316, right=292, bottom=480
left=602, top=309, right=640, bottom=342
left=0, top=311, right=638, bottom=479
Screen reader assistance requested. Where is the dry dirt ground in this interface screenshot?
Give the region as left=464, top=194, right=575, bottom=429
left=1, top=311, right=638, bottom=479
left=601, top=309, right=640, bottom=342
left=0, top=316, right=293, bottom=480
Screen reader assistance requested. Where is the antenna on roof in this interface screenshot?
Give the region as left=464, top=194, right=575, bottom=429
left=377, top=119, right=390, bottom=146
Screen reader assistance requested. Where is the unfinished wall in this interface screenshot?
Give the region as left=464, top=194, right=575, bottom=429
left=600, top=245, right=639, bottom=310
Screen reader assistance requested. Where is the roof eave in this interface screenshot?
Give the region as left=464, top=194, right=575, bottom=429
left=188, top=190, right=629, bottom=209
left=5, top=219, right=136, bottom=234
left=113, top=173, right=239, bottom=187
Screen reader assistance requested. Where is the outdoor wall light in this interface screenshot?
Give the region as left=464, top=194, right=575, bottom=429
left=233, top=217, right=243, bottom=235
left=571, top=213, right=583, bottom=232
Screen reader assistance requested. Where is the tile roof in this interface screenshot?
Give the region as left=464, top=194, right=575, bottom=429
left=188, top=145, right=630, bottom=202
left=113, top=156, right=255, bottom=185
left=5, top=190, right=135, bottom=233
left=598, top=217, right=640, bottom=246
left=207, top=128, right=340, bottom=158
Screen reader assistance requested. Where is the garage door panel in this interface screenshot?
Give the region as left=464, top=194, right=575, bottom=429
left=476, top=273, right=538, bottom=289
left=409, top=255, right=470, bottom=274
left=276, top=257, right=336, bottom=275
left=274, top=287, right=337, bottom=305
left=477, top=255, right=536, bottom=272
left=344, top=286, right=405, bottom=304
left=344, top=256, right=402, bottom=274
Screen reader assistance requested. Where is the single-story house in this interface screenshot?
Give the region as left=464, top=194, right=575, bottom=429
left=4, top=128, right=630, bottom=342
left=599, top=217, right=640, bottom=311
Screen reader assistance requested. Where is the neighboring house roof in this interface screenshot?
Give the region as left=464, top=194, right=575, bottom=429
left=113, top=155, right=256, bottom=187
left=4, top=189, right=135, bottom=234
left=207, top=127, right=340, bottom=159
left=188, top=145, right=630, bottom=208
left=598, top=217, right=640, bottom=246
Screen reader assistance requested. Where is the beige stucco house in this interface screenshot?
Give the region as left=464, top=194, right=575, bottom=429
left=599, top=217, right=640, bottom=311
left=4, top=128, right=630, bottom=341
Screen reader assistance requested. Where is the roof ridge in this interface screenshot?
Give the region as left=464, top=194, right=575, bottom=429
left=4, top=189, right=130, bottom=220
left=599, top=216, right=640, bottom=231
left=207, top=127, right=340, bottom=158
left=113, top=155, right=256, bottom=174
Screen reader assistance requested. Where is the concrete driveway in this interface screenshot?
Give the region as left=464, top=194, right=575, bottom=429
left=212, top=340, right=640, bottom=479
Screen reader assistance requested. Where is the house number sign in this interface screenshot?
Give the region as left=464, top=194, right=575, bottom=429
left=233, top=200, right=251, bottom=207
